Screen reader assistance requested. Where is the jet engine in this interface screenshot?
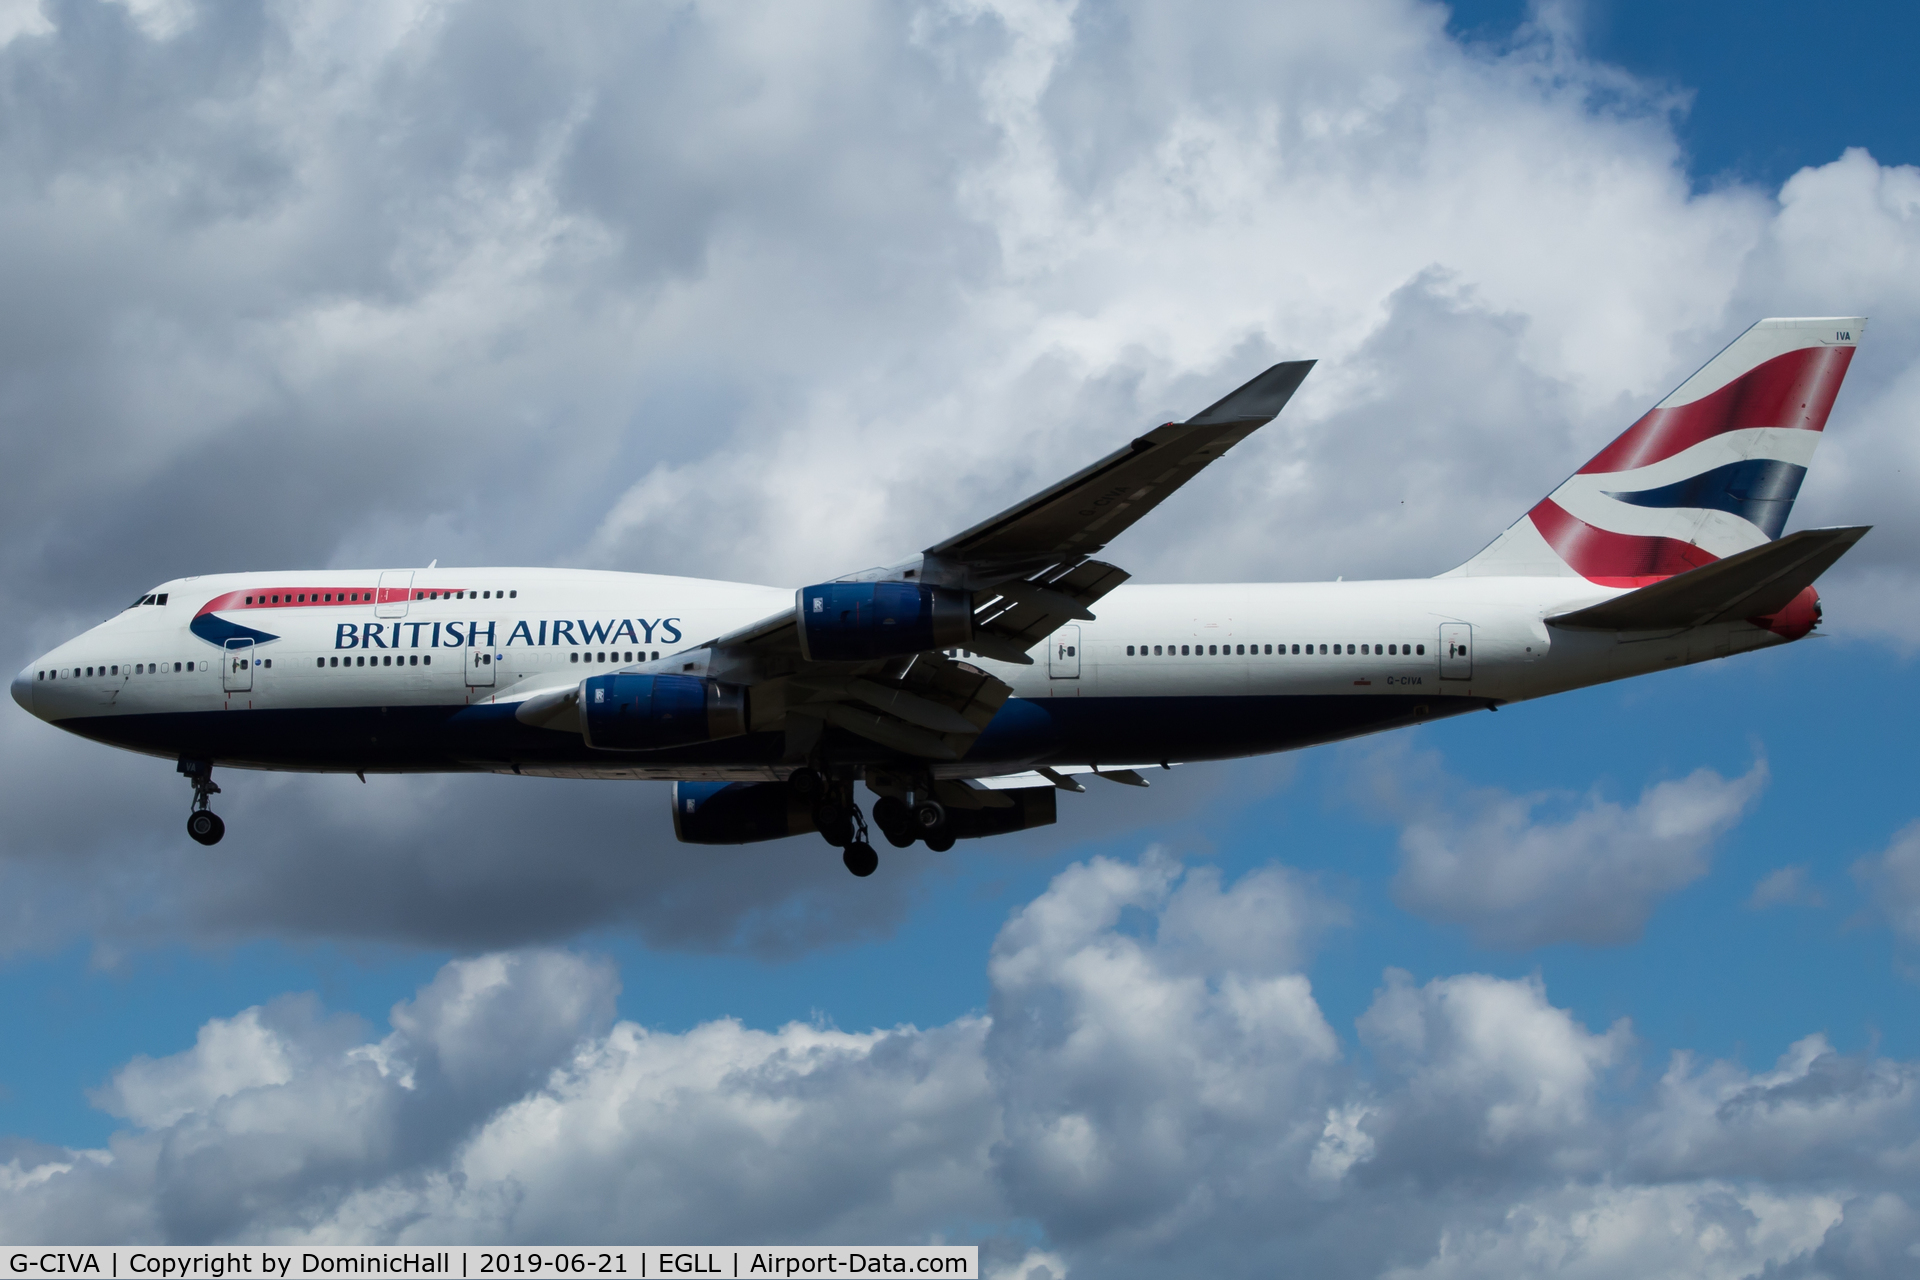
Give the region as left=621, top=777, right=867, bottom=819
left=580, top=673, right=748, bottom=751
left=795, top=582, right=971, bottom=661
left=672, top=780, right=818, bottom=844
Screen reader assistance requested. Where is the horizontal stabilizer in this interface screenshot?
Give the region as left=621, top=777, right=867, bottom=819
left=1547, top=525, right=1870, bottom=631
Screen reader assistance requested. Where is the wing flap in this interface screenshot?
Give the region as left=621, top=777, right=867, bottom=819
left=1547, top=525, right=1870, bottom=631
left=970, top=558, right=1132, bottom=658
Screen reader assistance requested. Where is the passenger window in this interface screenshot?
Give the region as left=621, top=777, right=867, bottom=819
left=651, top=651, right=660, bottom=660
left=511, top=591, right=517, bottom=598
left=316, top=658, right=324, bottom=668
left=1126, top=646, right=1134, bottom=656
left=423, top=655, right=431, bottom=665
left=571, top=653, right=579, bottom=663
left=625, top=651, right=634, bottom=661
left=245, top=596, right=253, bottom=605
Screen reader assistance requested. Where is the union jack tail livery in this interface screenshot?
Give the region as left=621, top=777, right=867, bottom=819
left=1450, top=317, right=1864, bottom=586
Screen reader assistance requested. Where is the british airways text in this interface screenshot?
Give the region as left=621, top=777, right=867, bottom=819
left=333, top=618, right=683, bottom=650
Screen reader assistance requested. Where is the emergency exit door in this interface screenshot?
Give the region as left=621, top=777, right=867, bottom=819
left=1049, top=625, right=1081, bottom=679
left=466, top=647, right=496, bottom=687
left=376, top=569, right=414, bottom=619
left=1439, top=623, right=1472, bottom=680
left=224, top=638, right=254, bottom=692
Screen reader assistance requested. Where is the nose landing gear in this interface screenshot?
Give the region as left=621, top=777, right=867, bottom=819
left=178, top=758, right=225, bottom=846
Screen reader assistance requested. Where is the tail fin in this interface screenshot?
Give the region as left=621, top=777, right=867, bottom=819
left=1447, top=317, right=1864, bottom=585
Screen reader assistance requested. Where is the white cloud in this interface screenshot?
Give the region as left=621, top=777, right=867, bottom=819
left=4, top=851, right=1918, bottom=1275
left=1749, top=864, right=1823, bottom=910
left=1376, top=750, right=1768, bottom=948
left=1854, top=821, right=1920, bottom=946
left=1379, top=1182, right=1844, bottom=1280
left=0, top=0, right=49, bottom=47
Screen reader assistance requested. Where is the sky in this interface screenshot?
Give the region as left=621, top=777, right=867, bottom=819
left=1, top=0, right=1919, bottom=1272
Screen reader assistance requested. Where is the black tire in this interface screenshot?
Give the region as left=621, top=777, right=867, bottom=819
left=924, top=832, right=955, bottom=853
left=842, top=841, right=879, bottom=877
left=871, top=797, right=915, bottom=847
left=788, top=767, right=823, bottom=797
left=814, top=803, right=855, bottom=848
left=913, top=799, right=946, bottom=832
left=187, top=811, right=225, bottom=846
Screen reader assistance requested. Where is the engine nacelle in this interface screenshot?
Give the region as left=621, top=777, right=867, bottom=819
left=795, top=581, right=971, bottom=662
left=580, top=674, right=748, bottom=751
left=672, top=780, right=817, bottom=844
left=945, top=785, right=1056, bottom=840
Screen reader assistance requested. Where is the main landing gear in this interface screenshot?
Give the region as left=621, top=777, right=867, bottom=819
left=869, top=788, right=956, bottom=854
left=178, top=758, right=225, bottom=846
left=792, top=767, right=880, bottom=877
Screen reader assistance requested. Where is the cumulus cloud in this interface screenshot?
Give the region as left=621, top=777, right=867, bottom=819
left=3, top=851, right=1918, bottom=1276
left=0, top=852, right=1912, bottom=1274
left=0, top=0, right=1914, bottom=956
left=1371, top=747, right=1768, bottom=948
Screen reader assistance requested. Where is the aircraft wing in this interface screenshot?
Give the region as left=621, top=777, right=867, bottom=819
left=643, top=359, right=1316, bottom=762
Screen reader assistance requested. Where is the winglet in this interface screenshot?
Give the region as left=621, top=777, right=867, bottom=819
left=1185, top=360, right=1316, bottom=425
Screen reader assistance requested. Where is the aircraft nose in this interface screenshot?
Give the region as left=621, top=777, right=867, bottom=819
left=10, top=665, right=33, bottom=716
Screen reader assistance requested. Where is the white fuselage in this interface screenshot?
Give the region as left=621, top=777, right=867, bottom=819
left=13, top=567, right=1792, bottom=780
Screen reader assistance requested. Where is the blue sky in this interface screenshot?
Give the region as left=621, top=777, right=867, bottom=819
left=3, top=0, right=1920, bottom=1270
left=1451, top=3, right=1920, bottom=189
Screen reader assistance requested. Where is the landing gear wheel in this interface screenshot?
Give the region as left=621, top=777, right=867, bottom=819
left=871, top=796, right=915, bottom=848
left=913, top=799, right=947, bottom=833
left=814, top=802, right=855, bottom=848
left=842, top=841, right=879, bottom=877
left=187, top=811, right=225, bottom=846
left=788, top=767, right=823, bottom=798
left=924, top=832, right=955, bottom=853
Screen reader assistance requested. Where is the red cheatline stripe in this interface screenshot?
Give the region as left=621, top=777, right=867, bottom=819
left=194, top=587, right=468, bottom=617
left=1528, top=498, right=1717, bottom=588
left=1577, top=345, right=1853, bottom=476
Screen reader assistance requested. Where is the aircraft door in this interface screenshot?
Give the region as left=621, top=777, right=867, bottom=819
left=1439, top=623, right=1472, bottom=680
left=1049, top=625, right=1081, bottom=679
left=376, top=570, right=414, bottom=619
left=224, top=638, right=254, bottom=692
left=465, top=646, right=496, bottom=688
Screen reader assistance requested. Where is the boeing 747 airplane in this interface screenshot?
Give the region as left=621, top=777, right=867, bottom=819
left=12, top=317, right=1869, bottom=876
